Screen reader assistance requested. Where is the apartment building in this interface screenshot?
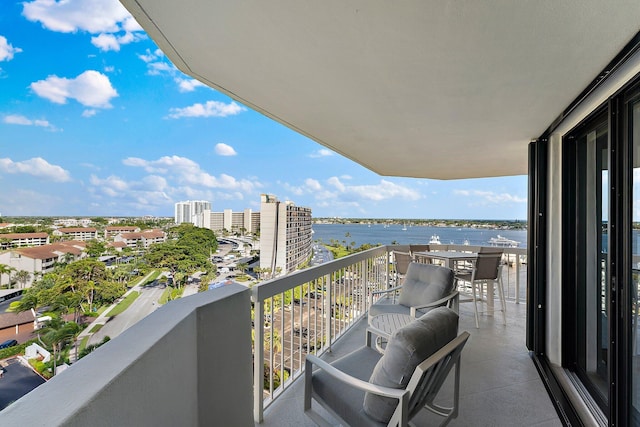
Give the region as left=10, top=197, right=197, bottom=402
left=113, top=229, right=166, bottom=249
left=201, top=208, right=260, bottom=234
left=104, top=226, right=140, bottom=239
left=0, top=233, right=50, bottom=250
left=259, top=194, right=312, bottom=275
left=0, top=241, right=86, bottom=288
left=53, top=227, right=98, bottom=241
left=174, top=200, right=211, bottom=225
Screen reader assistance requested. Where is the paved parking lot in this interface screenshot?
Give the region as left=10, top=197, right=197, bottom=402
left=0, top=358, right=46, bottom=410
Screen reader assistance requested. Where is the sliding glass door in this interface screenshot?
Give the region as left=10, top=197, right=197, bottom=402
left=567, top=114, right=610, bottom=411
left=630, top=96, right=640, bottom=424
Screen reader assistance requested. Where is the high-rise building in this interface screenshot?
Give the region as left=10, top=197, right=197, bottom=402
left=259, top=194, right=312, bottom=276
left=200, top=208, right=260, bottom=234
left=174, top=200, right=211, bottom=225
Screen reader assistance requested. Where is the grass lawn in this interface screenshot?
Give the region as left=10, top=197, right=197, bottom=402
left=89, top=324, right=103, bottom=333
left=105, top=291, right=140, bottom=317
left=159, top=287, right=184, bottom=305
left=79, top=336, right=89, bottom=352
left=141, top=270, right=161, bottom=286
left=326, top=244, right=350, bottom=258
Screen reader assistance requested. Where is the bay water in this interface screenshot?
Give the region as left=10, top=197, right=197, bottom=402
left=311, top=223, right=527, bottom=248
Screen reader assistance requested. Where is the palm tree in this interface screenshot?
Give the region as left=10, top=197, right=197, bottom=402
left=14, top=270, right=31, bottom=289
left=0, top=264, right=14, bottom=288
left=237, top=262, right=248, bottom=277
left=39, top=318, right=81, bottom=375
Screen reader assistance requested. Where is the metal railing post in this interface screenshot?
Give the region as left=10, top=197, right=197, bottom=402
left=253, top=289, right=264, bottom=423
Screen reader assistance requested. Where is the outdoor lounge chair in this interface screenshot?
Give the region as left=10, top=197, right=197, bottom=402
left=369, top=262, right=458, bottom=319
left=304, top=307, right=469, bottom=426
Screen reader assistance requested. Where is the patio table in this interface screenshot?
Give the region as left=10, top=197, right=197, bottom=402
left=413, top=250, right=477, bottom=270
left=366, top=313, right=414, bottom=352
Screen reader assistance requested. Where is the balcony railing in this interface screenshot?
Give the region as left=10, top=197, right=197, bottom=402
left=252, top=244, right=527, bottom=423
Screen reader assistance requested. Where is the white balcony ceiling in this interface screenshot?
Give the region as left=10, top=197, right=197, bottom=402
left=120, top=1, right=640, bottom=179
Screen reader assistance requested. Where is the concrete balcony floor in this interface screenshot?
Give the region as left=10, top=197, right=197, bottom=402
left=259, top=299, right=562, bottom=427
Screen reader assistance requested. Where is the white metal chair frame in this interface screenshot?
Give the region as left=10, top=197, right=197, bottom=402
left=304, top=331, right=471, bottom=427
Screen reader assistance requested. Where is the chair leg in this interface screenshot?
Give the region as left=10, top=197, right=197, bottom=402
left=497, top=278, right=507, bottom=325
left=472, top=281, right=480, bottom=329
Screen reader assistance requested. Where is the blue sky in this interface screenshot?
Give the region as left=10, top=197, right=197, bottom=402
left=0, top=0, right=527, bottom=220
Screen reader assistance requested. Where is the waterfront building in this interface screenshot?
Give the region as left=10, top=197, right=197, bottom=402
left=201, top=208, right=260, bottom=234
left=259, top=194, right=312, bottom=275
left=174, top=200, right=211, bottom=225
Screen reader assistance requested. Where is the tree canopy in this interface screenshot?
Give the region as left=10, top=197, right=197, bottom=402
left=144, top=224, right=216, bottom=286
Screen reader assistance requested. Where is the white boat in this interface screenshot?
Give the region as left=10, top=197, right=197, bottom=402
left=402, top=223, right=407, bottom=231
left=488, top=234, right=520, bottom=248
left=429, top=235, right=441, bottom=244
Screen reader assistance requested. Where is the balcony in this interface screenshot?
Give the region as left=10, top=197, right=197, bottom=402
left=0, top=245, right=558, bottom=426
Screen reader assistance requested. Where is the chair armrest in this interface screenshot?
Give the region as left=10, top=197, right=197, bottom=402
left=371, top=285, right=403, bottom=296
left=305, top=354, right=408, bottom=400
left=409, top=291, right=459, bottom=317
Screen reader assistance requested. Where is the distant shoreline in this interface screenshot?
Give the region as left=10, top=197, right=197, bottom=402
left=313, top=218, right=527, bottom=230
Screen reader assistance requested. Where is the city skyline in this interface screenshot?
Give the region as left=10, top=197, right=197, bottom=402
left=0, top=0, right=527, bottom=220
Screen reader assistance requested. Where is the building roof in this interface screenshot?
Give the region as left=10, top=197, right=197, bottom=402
left=121, top=0, right=640, bottom=179
left=105, top=226, right=139, bottom=231
left=108, top=241, right=128, bottom=248
left=0, top=311, right=35, bottom=329
left=0, top=233, right=49, bottom=239
left=57, top=228, right=97, bottom=233
left=120, top=230, right=165, bottom=239
left=14, top=241, right=86, bottom=259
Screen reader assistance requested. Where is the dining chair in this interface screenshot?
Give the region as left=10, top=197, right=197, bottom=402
left=456, top=248, right=506, bottom=328
left=393, top=251, right=413, bottom=281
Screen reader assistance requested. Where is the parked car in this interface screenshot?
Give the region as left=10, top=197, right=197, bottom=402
left=0, top=339, right=18, bottom=349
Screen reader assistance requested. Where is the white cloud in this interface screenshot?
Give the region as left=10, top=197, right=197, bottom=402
left=137, top=49, right=209, bottom=92
left=31, top=70, right=118, bottom=108
left=89, top=174, right=172, bottom=208
left=167, top=101, right=246, bottom=119
left=0, top=157, right=71, bottom=182
left=309, top=148, right=334, bottom=158
left=327, top=178, right=421, bottom=202
left=283, top=176, right=420, bottom=207
left=453, top=189, right=526, bottom=204
left=215, top=143, right=237, bottom=156
left=176, top=78, right=206, bottom=92
left=22, top=0, right=145, bottom=51
left=138, top=48, right=164, bottom=63
left=0, top=36, right=22, bottom=62
left=305, top=178, right=322, bottom=191
left=3, top=114, right=59, bottom=131
left=123, top=155, right=258, bottom=192
left=82, top=109, right=97, bottom=118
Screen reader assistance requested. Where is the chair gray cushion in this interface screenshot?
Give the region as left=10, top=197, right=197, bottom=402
left=363, top=307, right=459, bottom=423
left=398, top=263, right=454, bottom=308
left=368, top=298, right=412, bottom=317
left=311, top=346, right=386, bottom=426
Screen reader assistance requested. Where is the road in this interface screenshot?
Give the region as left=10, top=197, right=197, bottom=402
left=309, top=244, right=333, bottom=266
left=87, top=279, right=166, bottom=346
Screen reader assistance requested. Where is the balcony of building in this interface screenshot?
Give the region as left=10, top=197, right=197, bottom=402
left=0, top=244, right=559, bottom=426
